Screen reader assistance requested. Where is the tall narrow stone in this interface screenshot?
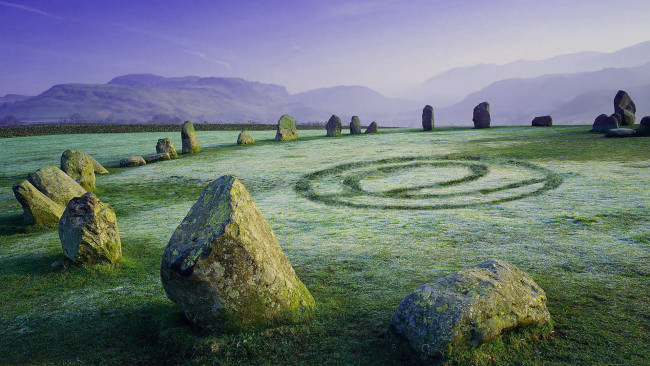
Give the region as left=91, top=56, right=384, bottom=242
left=350, top=116, right=362, bottom=134
left=326, top=115, right=342, bottom=137
left=422, top=105, right=434, bottom=131
left=181, top=121, right=201, bottom=154
left=473, top=102, right=491, bottom=129
left=614, top=90, right=636, bottom=126
left=275, top=114, right=298, bottom=141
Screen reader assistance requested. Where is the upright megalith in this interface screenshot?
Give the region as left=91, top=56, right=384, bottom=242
left=365, top=121, right=378, bottom=134
left=237, top=131, right=255, bottom=145
left=422, top=105, right=434, bottom=131
left=181, top=121, right=201, bottom=154
left=160, top=175, right=315, bottom=331
left=275, top=114, right=298, bottom=141
left=350, top=116, right=362, bottom=134
left=532, top=115, right=552, bottom=127
left=326, top=115, right=342, bottom=137
left=59, top=192, right=121, bottom=265
left=61, top=149, right=95, bottom=191
left=472, top=102, right=491, bottom=129
left=391, top=260, right=551, bottom=362
left=27, top=166, right=87, bottom=206
left=614, top=90, right=636, bottom=126
left=13, top=180, right=65, bottom=225
left=156, top=138, right=178, bottom=159
left=591, top=113, right=619, bottom=132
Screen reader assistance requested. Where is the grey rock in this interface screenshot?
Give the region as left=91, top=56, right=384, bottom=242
left=532, top=115, right=552, bottom=127
left=614, top=90, right=636, bottom=126
left=120, top=156, right=146, bottom=167
left=13, top=180, right=65, bottom=225
left=591, top=114, right=619, bottom=132
left=181, top=121, right=201, bottom=154
left=156, top=138, right=178, bottom=159
left=61, top=149, right=96, bottom=191
left=365, top=121, right=378, bottom=134
left=326, top=115, right=342, bottom=137
left=275, top=114, right=298, bottom=141
left=237, top=131, right=255, bottom=145
left=145, top=151, right=171, bottom=164
left=350, top=116, right=362, bottom=134
left=472, top=102, right=490, bottom=129
left=422, top=105, right=434, bottom=131
left=27, top=166, right=87, bottom=206
left=605, top=128, right=636, bottom=138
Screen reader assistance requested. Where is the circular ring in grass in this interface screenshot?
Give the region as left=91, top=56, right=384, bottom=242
left=294, top=156, right=562, bottom=210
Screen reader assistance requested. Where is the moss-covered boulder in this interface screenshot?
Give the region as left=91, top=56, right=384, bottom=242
left=274, top=114, right=298, bottom=141
left=89, top=156, right=109, bottom=174
left=120, top=156, right=146, bottom=167
left=156, top=138, right=178, bottom=159
left=237, top=131, right=255, bottom=145
left=350, top=116, right=362, bottom=134
left=181, top=121, right=201, bottom=154
left=365, top=121, right=378, bottom=134
left=614, top=90, right=636, bottom=126
left=145, top=151, right=171, bottom=164
left=161, top=175, right=315, bottom=331
left=59, top=192, right=121, bottom=265
left=13, top=180, right=65, bottom=225
left=472, top=102, right=490, bottom=129
left=532, top=115, right=552, bottom=127
left=61, top=149, right=96, bottom=191
left=422, top=105, right=434, bottom=131
left=326, top=115, right=342, bottom=137
left=27, top=166, right=87, bottom=206
left=391, top=259, right=551, bottom=362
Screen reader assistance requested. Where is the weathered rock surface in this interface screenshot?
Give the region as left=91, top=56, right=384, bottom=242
left=532, top=115, right=552, bottom=127
left=365, top=121, right=378, bottom=134
left=145, top=151, right=171, bottom=164
left=637, top=116, right=650, bottom=136
left=181, top=121, right=201, bottom=154
left=120, top=156, right=146, bottom=167
left=13, top=180, right=65, bottom=225
left=422, top=105, right=434, bottom=131
left=274, top=114, right=298, bottom=141
left=591, top=114, right=620, bottom=132
left=89, top=156, right=109, bottom=174
left=59, top=192, right=121, bottom=264
left=326, top=115, right=342, bottom=137
left=350, top=116, right=362, bottom=134
left=27, top=166, right=87, bottom=206
left=605, top=128, right=636, bottom=138
left=61, top=149, right=96, bottom=191
left=160, top=175, right=315, bottom=331
left=472, top=102, right=491, bottom=129
left=614, top=90, right=636, bottom=126
left=391, top=259, right=551, bottom=361
left=156, top=138, right=178, bottom=159
left=237, top=131, right=255, bottom=145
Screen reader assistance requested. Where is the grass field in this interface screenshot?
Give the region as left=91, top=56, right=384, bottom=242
left=0, top=126, right=648, bottom=365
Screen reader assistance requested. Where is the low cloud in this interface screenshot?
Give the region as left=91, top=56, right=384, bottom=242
left=184, top=50, right=231, bottom=69
left=0, top=1, right=63, bottom=20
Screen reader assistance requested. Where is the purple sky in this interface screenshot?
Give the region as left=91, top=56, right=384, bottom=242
left=1, top=0, right=650, bottom=97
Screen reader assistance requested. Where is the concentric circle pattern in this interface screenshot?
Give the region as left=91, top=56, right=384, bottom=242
left=295, top=156, right=562, bottom=210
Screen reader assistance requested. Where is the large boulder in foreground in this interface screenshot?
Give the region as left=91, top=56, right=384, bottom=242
left=61, top=149, right=96, bottom=191
left=614, top=90, right=636, bottom=126
left=326, top=115, right=342, bottom=137
left=591, top=114, right=620, bottom=132
left=161, top=175, right=315, bottom=331
left=532, top=115, right=552, bottom=127
left=120, top=156, right=146, bottom=167
left=181, top=121, right=201, bottom=154
left=350, top=116, right=362, bottom=134
left=59, top=192, right=121, bottom=265
left=237, top=131, right=255, bottom=145
left=275, top=114, right=298, bottom=141
left=422, top=105, right=434, bottom=131
left=365, top=121, right=378, bottom=134
left=27, top=166, right=87, bottom=206
left=13, top=180, right=65, bottom=225
left=391, top=259, right=551, bottom=361
left=472, top=102, right=491, bottom=129
left=156, top=138, right=179, bottom=159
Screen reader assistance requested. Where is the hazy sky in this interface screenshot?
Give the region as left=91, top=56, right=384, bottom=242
left=1, top=0, right=650, bottom=97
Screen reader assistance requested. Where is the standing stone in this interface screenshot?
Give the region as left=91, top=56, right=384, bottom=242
left=391, top=260, right=551, bottom=362
left=422, top=105, right=434, bottom=131
left=59, top=192, right=121, bottom=265
left=326, top=115, right=342, bottom=137
left=61, top=149, right=96, bottom=191
left=472, top=102, right=491, bottom=129
left=591, top=114, right=619, bottom=132
left=274, top=114, right=298, bottom=141
left=13, top=180, right=65, bottom=225
left=532, top=115, right=552, bottom=127
left=160, top=175, right=315, bottom=331
left=614, top=90, right=636, bottom=126
left=156, top=138, right=178, bottom=159
left=365, top=121, right=378, bottom=134
left=120, top=156, right=147, bottom=167
left=350, top=116, right=362, bottom=134
left=237, top=131, right=255, bottom=145
left=181, top=121, right=201, bottom=154
left=27, top=166, right=87, bottom=206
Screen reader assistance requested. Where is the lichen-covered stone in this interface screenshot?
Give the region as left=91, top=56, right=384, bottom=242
left=161, top=175, right=315, bottom=331
left=391, top=259, right=551, bottom=361
left=61, top=149, right=96, bottom=191
left=605, top=128, right=636, bottom=138
left=27, top=166, right=87, bottom=206
left=89, top=156, right=109, bottom=174
left=532, top=115, right=552, bottom=127
left=156, top=138, right=178, bottom=158
left=145, top=151, right=171, bottom=164
left=237, top=131, right=255, bottom=145
left=472, top=102, right=490, bottom=129
left=422, top=105, right=434, bottom=131
left=326, top=115, right=342, bottom=137
left=614, top=90, right=636, bottom=126
left=120, top=156, right=146, bottom=167
left=274, top=114, right=298, bottom=141
left=365, top=121, right=378, bottom=134
left=350, top=116, right=362, bottom=134
left=591, top=114, right=619, bottom=132
left=181, top=121, right=201, bottom=154
left=13, top=180, right=65, bottom=225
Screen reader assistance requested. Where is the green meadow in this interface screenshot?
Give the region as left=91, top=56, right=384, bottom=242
left=0, top=126, right=648, bottom=365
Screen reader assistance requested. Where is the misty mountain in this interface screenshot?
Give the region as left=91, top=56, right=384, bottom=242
left=414, top=41, right=650, bottom=107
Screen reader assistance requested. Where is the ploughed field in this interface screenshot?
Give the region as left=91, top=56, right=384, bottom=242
left=0, top=126, right=648, bottom=365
